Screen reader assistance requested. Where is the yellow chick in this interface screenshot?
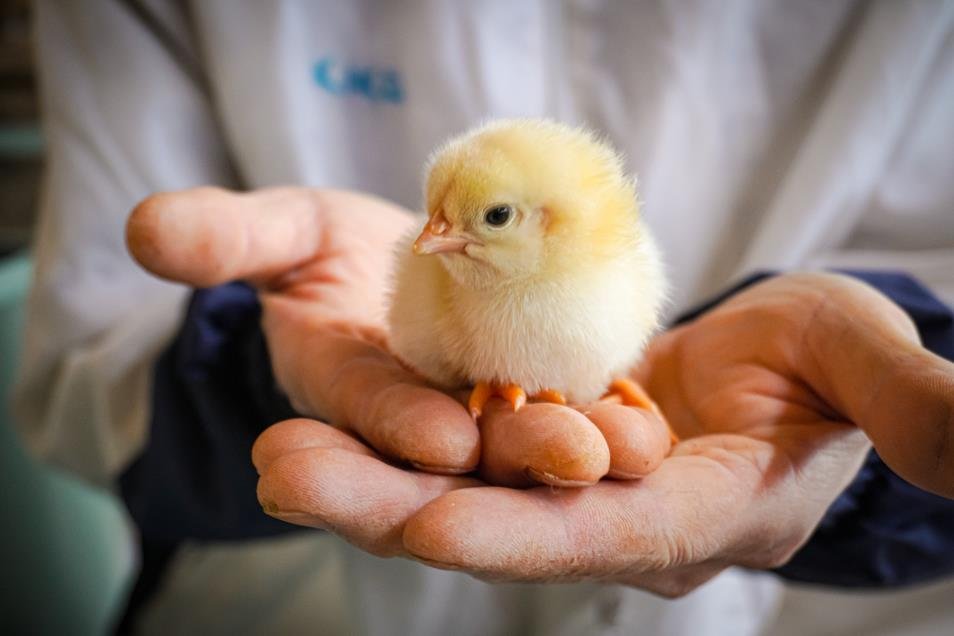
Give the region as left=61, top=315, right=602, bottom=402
left=388, top=119, right=667, bottom=418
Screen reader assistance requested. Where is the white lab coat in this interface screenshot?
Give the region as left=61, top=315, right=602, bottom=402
left=15, top=1, right=954, bottom=634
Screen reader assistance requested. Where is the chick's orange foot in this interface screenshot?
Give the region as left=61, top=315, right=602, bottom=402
left=468, top=384, right=571, bottom=419
left=468, top=382, right=527, bottom=419
left=602, top=377, right=680, bottom=446
left=530, top=389, right=567, bottom=405
left=601, top=377, right=656, bottom=410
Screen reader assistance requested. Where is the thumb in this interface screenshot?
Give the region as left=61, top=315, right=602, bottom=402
left=859, top=344, right=954, bottom=498
left=804, top=274, right=954, bottom=498
left=126, top=186, right=354, bottom=288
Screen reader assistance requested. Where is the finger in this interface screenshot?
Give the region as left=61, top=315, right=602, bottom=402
left=580, top=403, right=670, bottom=479
left=126, top=187, right=321, bottom=287
left=281, top=330, right=482, bottom=473
left=252, top=417, right=378, bottom=475
left=257, top=446, right=479, bottom=557
left=478, top=402, right=610, bottom=487
left=797, top=274, right=954, bottom=498
left=404, top=451, right=753, bottom=582
left=405, top=428, right=854, bottom=583
left=126, top=187, right=408, bottom=288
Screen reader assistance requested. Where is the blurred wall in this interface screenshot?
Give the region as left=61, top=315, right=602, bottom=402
left=0, top=0, right=40, bottom=256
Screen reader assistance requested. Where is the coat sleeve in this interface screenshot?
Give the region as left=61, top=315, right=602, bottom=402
left=678, top=270, right=954, bottom=588
left=118, top=282, right=300, bottom=541
left=14, top=0, right=237, bottom=486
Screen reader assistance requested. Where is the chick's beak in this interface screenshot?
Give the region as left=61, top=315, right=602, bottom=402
left=412, top=214, right=471, bottom=255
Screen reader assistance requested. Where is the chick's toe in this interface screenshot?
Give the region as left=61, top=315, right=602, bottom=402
left=602, top=377, right=679, bottom=445
left=468, top=382, right=527, bottom=419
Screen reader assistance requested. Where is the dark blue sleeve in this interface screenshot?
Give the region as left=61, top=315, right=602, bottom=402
left=119, top=282, right=300, bottom=543
left=677, top=270, right=954, bottom=588
left=116, top=283, right=303, bottom=624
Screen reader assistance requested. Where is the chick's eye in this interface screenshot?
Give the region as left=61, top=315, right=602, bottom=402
left=484, top=205, right=513, bottom=227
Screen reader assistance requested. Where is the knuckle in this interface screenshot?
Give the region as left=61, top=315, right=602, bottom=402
left=907, top=397, right=954, bottom=496
left=871, top=370, right=954, bottom=498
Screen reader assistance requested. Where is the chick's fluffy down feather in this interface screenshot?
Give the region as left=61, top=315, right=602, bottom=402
left=387, top=119, right=666, bottom=404
left=389, top=230, right=664, bottom=403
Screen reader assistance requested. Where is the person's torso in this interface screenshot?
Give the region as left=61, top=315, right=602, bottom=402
left=192, top=0, right=954, bottom=312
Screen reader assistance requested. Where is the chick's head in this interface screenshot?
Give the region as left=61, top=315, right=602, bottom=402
left=413, top=119, right=641, bottom=288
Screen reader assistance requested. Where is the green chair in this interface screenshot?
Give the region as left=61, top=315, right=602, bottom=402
left=0, top=253, right=133, bottom=635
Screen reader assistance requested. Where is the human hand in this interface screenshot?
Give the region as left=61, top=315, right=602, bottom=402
left=253, top=272, right=954, bottom=595
left=127, top=187, right=667, bottom=490
left=127, top=187, right=486, bottom=473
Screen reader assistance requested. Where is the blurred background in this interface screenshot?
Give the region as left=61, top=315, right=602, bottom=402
left=0, top=0, right=38, bottom=254
left=1, top=2, right=953, bottom=635
left=0, top=2, right=134, bottom=635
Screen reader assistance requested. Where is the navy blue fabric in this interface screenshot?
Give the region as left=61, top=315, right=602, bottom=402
left=116, top=281, right=301, bottom=628
left=673, top=270, right=954, bottom=588
left=119, top=271, right=954, bottom=590
left=119, top=282, right=299, bottom=542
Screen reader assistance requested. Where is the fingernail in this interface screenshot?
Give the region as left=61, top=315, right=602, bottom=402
left=525, top=466, right=597, bottom=488
left=606, top=469, right=643, bottom=480
left=260, top=499, right=326, bottom=528
left=260, top=498, right=280, bottom=514
left=263, top=507, right=327, bottom=529
left=410, top=460, right=473, bottom=475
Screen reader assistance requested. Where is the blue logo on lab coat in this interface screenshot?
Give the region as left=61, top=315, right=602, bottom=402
left=312, top=57, right=404, bottom=104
